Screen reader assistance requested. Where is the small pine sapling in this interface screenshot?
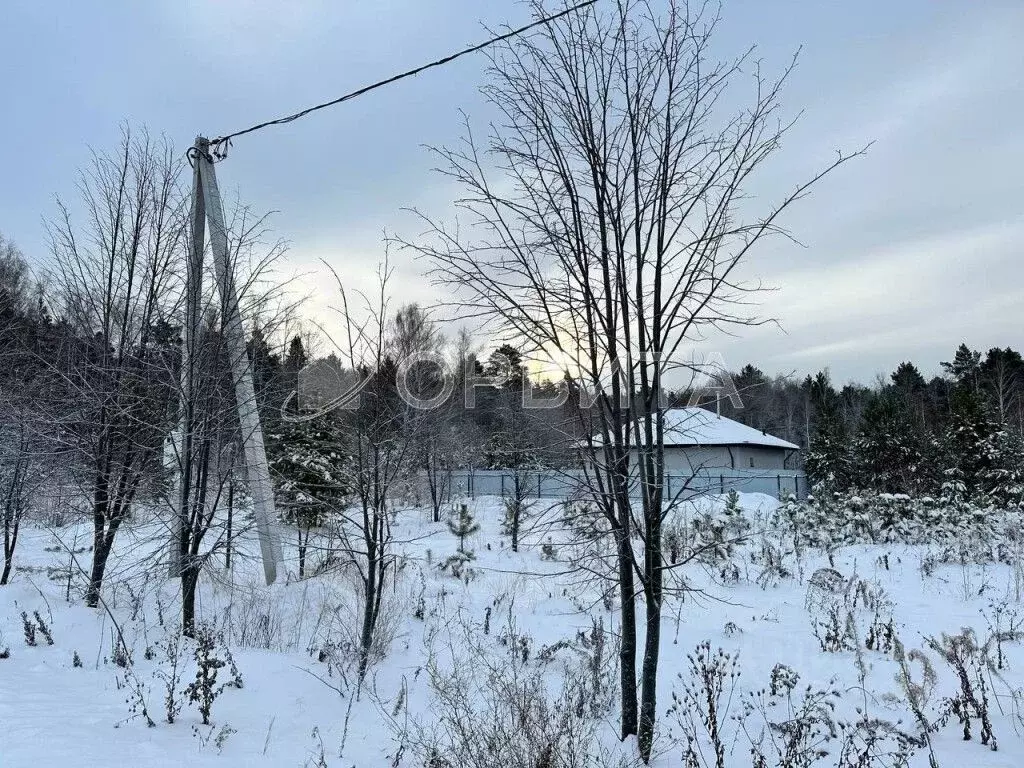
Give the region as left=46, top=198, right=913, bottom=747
left=723, top=489, right=743, bottom=518
left=448, top=503, right=480, bottom=554
left=439, top=504, right=480, bottom=578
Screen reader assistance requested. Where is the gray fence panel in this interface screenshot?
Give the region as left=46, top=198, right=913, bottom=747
left=436, top=468, right=806, bottom=502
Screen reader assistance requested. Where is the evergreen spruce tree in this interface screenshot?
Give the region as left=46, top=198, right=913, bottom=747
left=891, top=361, right=927, bottom=393
left=941, top=343, right=982, bottom=392
left=447, top=503, right=480, bottom=555
left=982, top=426, right=1024, bottom=509
left=804, top=372, right=852, bottom=492
left=891, top=361, right=930, bottom=431
left=939, top=386, right=997, bottom=501
left=852, top=391, right=927, bottom=493
left=267, top=415, right=350, bottom=578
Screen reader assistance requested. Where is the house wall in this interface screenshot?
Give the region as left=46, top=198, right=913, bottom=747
left=634, top=445, right=790, bottom=473
left=728, top=446, right=790, bottom=471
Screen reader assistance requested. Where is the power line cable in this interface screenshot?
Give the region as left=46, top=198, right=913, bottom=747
left=209, top=0, right=597, bottom=154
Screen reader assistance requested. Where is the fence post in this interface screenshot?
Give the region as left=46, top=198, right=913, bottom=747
left=501, top=473, right=505, bottom=498
left=666, top=474, right=672, bottom=498
left=470, top=469, right=475, bottom=499
left=777, top=474, right=782, bottom=499
left=719, top=474, right=724, bottom=494
left=537, top=472, right=542, bottom=499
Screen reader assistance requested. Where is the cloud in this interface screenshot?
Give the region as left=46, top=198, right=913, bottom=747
left=5, top=0, right=1023, bottom=385
left=769, top=218, right=1024, bottom=326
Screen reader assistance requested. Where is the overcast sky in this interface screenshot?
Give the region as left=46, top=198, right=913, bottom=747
left=2, top=0, right=1022, bottom=385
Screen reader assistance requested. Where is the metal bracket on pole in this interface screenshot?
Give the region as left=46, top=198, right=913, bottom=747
left=178, top=137, right=282, bottom=585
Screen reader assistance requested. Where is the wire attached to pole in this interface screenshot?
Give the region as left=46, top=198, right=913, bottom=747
left=208, top=0, right=597, bottom=155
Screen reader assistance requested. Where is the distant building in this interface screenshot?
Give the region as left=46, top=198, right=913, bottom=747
left=455, top=407, right=805, bottom=501
left=635, top=407, right=799, bottom=474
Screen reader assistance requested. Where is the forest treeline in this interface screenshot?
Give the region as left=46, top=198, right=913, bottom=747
left=4, top=218, right=1023, bottom=519
left=714, top=347, right=1024, bottom=504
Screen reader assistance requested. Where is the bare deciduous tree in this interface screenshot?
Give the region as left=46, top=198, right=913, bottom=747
left=323, top=258, right=414, bottom=681
left=0, top=418, right=43, bottom=585
left=48, top=127, right=186, bottom=608
left=402, top=1, right=859, bottom=758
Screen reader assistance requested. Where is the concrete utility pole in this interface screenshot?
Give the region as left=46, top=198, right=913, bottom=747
left=173, top=137, right=281, bottom=585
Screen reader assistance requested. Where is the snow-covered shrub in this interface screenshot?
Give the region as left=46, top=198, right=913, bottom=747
left=752, top=536, right=796, bottom=589
left=668, top=641, right=741, bottom=768
left=670, top=645, right=931, bottom=768
left=660, top=495, right=753, bottom=585
left=540, top=538, right=559, bottom=561
left=576, top=616, right=617, bottom=719
left=891, top=639, right=941, bottom=768
left=403, top=615, right=632, bottom=768
left=562, top=498, right=609, bottom=542
left=806, top=574, right=895, bottom=656
left=691, top=493, right=751, bottom=566
left=925, top=628, right=998, bottom=748
left=192, top=722, right=237, bottom=754
left=980, top=600, right=1024, bottom=671
left=153, top=627, right=184, bottom=724
left=302, top=566, right=411, bottom=689
left=497, top=619, right=533, bottom=665
left=20, top=611, right=36, bottom=646
left=220, top=588, right=284, bottom=651
left=810, top=603, right=858, bottom=654
left=33, top=610, right=54, bottom=645
left=834, top=715, right=923, bottom=768
left=664, top=522, right=685, bottom=565
left=741, top=663, right=842, bottom=768
left=413, top=570, right=427, bottom=620
left=774, top=490, right=1024, bottom=559
left=184, top=624, right=240, bottom=726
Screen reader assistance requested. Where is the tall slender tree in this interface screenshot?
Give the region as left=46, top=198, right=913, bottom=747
left=401, top=1, right=859, bottom=756
left=805, top=372, right=851, bottom=491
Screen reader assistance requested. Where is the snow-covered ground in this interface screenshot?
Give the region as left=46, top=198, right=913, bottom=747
left=2, top=493, right=1023, bottom=767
